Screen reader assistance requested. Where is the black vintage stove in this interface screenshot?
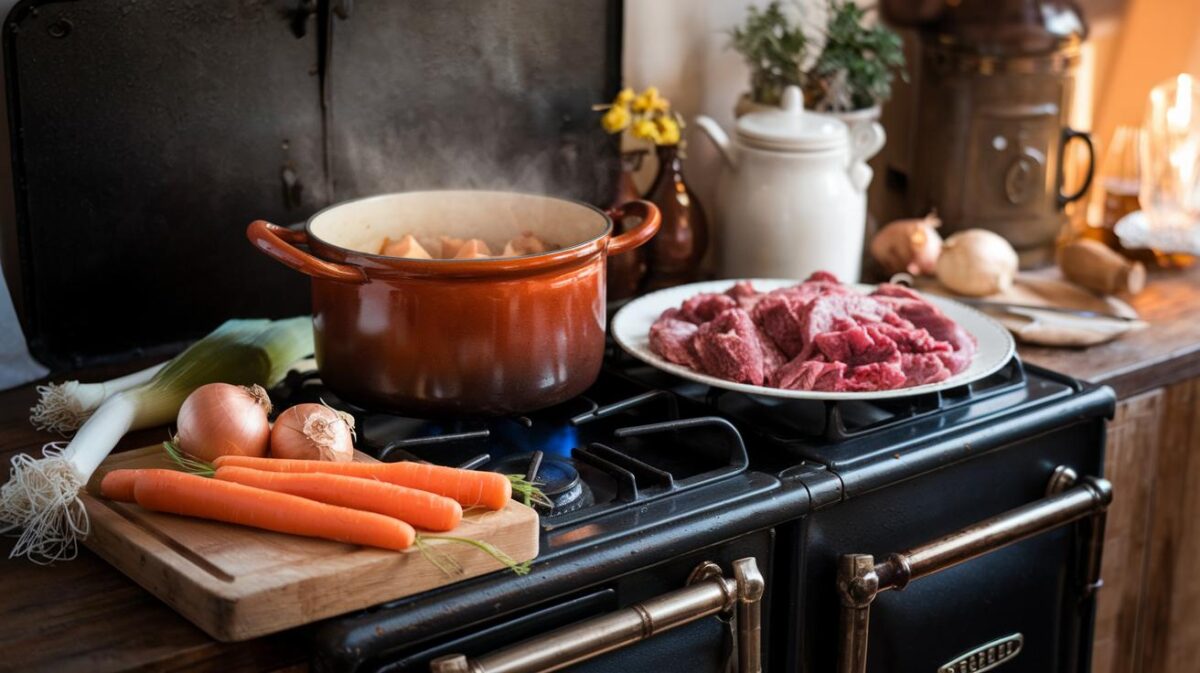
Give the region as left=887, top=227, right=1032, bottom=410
left=286, top=351, right=1114, bottom=673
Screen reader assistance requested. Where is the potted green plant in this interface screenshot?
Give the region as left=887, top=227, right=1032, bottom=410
left=729, top=0, right=906, bottom=125
left=805, top=0, right=906, bottom=128
left=728, top=1, right=809, bottom=117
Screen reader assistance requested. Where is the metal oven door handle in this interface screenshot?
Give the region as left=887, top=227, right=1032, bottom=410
left=837, top=466, right=1112, bottom=673
left=430, top=557, right=765, bottom=673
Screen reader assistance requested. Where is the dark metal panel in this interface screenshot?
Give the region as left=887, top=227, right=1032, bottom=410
left=355, top=532, right=774, bottom=673
left=784, top=422, right=1105, bottom=673
left=325, top=0, right=620, bottom=205
left=5, top=0, right=324, bottom=366
left=310, top=472, right=795, bottom=672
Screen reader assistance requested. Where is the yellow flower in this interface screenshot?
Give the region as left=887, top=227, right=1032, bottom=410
left=601, top=105, right=630, bottom=134
left=632, top=86, right=663, bottom=113
left=614, top=88, right=635, bottom=106
left=655, top=116, right=681, bottom=145
left=631, top=118, right=661, bottom=143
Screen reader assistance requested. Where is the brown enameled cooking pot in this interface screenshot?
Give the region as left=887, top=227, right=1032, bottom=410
left=247, top=190, right=660, bottom=416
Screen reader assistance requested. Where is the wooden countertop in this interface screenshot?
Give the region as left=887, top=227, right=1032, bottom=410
left=1018, top=264, right=1200, bottom=399
left=1, top=267, right=1198, bottom=671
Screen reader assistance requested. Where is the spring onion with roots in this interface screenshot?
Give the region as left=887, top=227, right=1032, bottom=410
left=0, top=317, right=314, bottom=564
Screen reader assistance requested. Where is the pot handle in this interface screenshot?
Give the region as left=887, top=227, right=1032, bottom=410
left=606, top=200, right=661, bottom=256
left=246, top=220, right=368, bottom=284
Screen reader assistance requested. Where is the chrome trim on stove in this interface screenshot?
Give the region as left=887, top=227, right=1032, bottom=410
left=429, top=557, right=764, bottom=673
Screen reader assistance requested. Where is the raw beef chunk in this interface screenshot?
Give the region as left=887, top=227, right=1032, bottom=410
left=726, top=281, right=763, bottom=311
left=870, top=323, right=951, bottom=355
left=900, top=353, right=951, bottom=385
left=870, top=285, right=977, bottom=374
left=812, top=325, right=900, bottom=367
left=774, top=359, right=848, bottom=391
left=842, top=361, right=907, bottom=392
left=795, top=293, right=896, bottom=359
left=692, top=308, right=765, bottom=385
left=752, top=293, right=809, bottom=358
left=649, top=308, right=700, bottom=369
left=755, top=324, right=789, bottom=385
left=679, top=293, right=739, bottom=324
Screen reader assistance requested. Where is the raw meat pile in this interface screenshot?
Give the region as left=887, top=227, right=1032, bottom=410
left=648, top=272, right=978, bottom=393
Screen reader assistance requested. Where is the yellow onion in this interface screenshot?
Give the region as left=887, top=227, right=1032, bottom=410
left=175, top=383, right=272, bottom=462
left=936, top=229, right=1019, bottom=297
left=270, top=403, right=355, bottom=462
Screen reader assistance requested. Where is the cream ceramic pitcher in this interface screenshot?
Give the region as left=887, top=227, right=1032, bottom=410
left=696, top=86, right=884, bottom=281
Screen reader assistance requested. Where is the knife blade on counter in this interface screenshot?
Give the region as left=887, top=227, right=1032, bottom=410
left=954, top=297, right=1143, bottom=322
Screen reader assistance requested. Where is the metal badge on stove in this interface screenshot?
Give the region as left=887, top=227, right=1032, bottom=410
left=937, top=633, right=1023, bottom=673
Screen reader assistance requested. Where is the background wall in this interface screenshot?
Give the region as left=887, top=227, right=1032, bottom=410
left=624, top=0, right=1196, bottom=257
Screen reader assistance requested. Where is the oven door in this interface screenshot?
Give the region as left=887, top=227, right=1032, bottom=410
left=785, top=424, right=1109, bottom=673
left=359, top=532, right=772, bottom=673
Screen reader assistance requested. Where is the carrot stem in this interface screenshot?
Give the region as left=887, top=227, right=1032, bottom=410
left=506, top=475, right=552, bottom=508
left=418, top=534, right=532, bottom=576
left=162, top=441, right=214, bottom=477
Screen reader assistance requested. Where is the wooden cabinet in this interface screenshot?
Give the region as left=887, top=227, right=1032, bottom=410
left=1094, top=379, right=1200, bottom=673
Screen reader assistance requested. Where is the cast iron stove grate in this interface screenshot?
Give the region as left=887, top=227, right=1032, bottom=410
left=271, top=370, right=749, bottom=531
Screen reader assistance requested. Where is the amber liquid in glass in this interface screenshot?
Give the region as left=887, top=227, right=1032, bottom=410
left=1089, top=178, right=1194, bottom=268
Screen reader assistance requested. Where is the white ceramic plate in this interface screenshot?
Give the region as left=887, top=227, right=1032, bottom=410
left=611, top=279, right=1017, bottom=401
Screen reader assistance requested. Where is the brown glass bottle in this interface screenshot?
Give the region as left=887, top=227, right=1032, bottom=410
left=642, top=144, right=708, bottom=291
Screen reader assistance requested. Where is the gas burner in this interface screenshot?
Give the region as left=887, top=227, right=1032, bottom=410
left=489, top=451, right=594, bottom=516
left=269, top=366, right=751, bottom=530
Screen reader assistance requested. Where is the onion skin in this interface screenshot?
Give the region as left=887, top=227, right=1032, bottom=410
left=270, top=404, right=355, bottom=462
left=175, top=383, right=272, bottom=462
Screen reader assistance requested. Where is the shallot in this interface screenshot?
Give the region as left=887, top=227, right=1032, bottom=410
left=869, top=212, right=943, bottom=275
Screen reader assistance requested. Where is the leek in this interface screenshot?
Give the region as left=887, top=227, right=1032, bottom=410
left=1, top=317, right=314, bottom=564
left=30, top=362, right=167, bottom=435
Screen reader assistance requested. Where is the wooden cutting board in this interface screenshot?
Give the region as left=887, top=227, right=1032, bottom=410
left=80, top=446, right=540, bottom=641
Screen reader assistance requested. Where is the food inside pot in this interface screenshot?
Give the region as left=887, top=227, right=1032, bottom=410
left=378, top=231, right=556, bottom=260
left=308, top=191, right=610, bottom=261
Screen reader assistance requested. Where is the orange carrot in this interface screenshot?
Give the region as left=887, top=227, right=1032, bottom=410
left=212, top=456, right=513, bottom=510
left=130, top=469, right=415, bottom=550
left=213, top=465, right=463, bottom=531
left=99, top=469, right=139, bottom=502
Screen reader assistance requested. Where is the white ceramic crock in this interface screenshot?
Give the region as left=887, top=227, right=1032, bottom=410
left=697, top=86, right=885, bottom=281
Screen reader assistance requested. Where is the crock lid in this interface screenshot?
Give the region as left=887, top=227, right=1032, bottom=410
left=735, top=86, right=848, bottom=152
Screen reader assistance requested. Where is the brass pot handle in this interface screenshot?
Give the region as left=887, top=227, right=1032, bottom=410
left=430, top=557, right=764, bottom=673
left=246, top=220, right=368, bottom=284
left=837, top=467, right=1112, bottom=673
